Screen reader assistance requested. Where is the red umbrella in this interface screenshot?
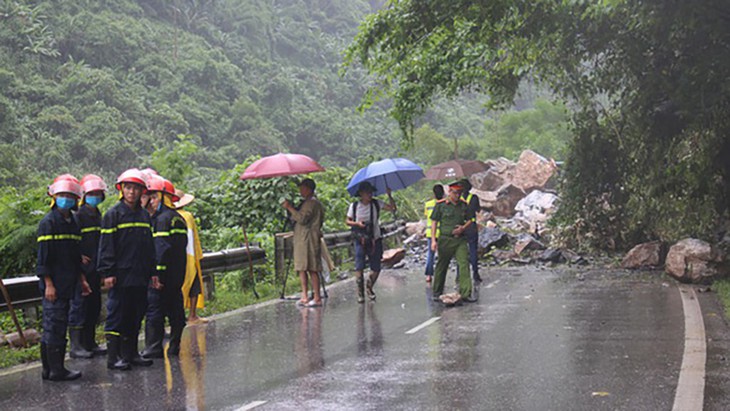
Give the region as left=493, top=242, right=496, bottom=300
left=238, top=153, right=326, bottom=300
left=240, top=153, right=325, bottom=180
left=424, top=159, right=488, bottom=180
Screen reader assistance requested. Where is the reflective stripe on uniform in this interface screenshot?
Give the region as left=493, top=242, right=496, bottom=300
left=153, top=228, right=187, bottom=237
left=156, top=265, right=167, bottom=271
left=101, top=222, right=152, bottom=234
left=425, top=199, right=438, bottom=238
left=37, top=234, right=82, bottom=242
left=81, top=226, right=101, bottom=233
left=465, top=193, right=476, bottom=222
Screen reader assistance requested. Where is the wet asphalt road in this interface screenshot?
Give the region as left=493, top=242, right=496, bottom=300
left=1, top=264, right=730, bottom=410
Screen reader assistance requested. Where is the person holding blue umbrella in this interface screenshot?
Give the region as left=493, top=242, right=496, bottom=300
left=345, top=158, right=424, bottom=197
left=346, top=182, right=396, bottom=303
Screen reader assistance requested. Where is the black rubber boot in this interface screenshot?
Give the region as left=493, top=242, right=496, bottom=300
left=47, top=345, right=82, bottom=381
left=106, top=335, right=131, bottom=371
left=356, top=275, right=365, bottom=304
left=140, top=322, right=164, bottom=359
left=69, top=328, right=93, bottom=359
left=366, top=272, right=379, bottom=301
left=124, top=335, right=153, bottom=366
left=40, top=342, right=49, bottom=380
left=84, top=326, right=106, bottom=356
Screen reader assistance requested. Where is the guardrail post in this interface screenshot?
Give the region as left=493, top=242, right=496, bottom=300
left=274, top=233, right=287, bottom=287
left=203, top=275, right=215, bottom=301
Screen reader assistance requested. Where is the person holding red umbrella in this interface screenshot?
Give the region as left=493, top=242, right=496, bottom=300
left=281, top=178, right=325, bottom=307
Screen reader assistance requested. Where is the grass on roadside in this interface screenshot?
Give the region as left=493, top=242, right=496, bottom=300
left=0, top=312, right=42, bottom=369
left=713, top=278, right=730, bottom=319
left=200, top=274, right=280, bottom=317
left=0, top=344, right=40, bottom=369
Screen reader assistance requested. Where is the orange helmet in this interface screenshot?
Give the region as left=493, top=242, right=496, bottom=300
left=146, top=175, right=180, bottom=202
left=115, top=168, right=148, bottom=190
left=48, top=174, right=82, bottom=198
left=80, top=174, right=107, bottom=194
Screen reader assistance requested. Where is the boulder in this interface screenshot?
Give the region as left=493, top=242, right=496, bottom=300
left=561, top=249, right=588, bottom=265
left=470, top=157, right=515, bottom=191
left=514, top=190, right=559, bottom=220
left=473, top=185, right=525, bottom=217
left=381, top=248, right=406, bottom=268
left=472, top=188, right=498, bottom=210
left=491, top=249, right=519, bottom=262
left=621, top=241, right=665, bottom=269
left=405, top=221, right=426, bottom=237
left=478, top=226, right=509, bottom=252
left=512, top=150, right=559, bottom=192
left=471, top=169, right=508, bottom=192
left=513, top=190, right=559, bottom=232
left=492, top=183, right=526, bottom=217
left=514, top=234, right=546, bottom=255
left=665, top=238, right=725, bottom=283
left=538, top=248, right=565, bottom=263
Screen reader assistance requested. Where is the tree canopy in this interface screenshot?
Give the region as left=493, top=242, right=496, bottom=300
left=345, top=0, right=730, bottom=248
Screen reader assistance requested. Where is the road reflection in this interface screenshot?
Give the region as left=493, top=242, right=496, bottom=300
left=162, top=323, right=209, bottom=410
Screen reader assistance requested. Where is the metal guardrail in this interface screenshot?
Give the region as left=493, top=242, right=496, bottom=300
left=1, top=221, right=408, bottom=314
left=0, top=246, right=266, bottom=313
left=323, top=220, right=406, bottom=250
left=274, top=220, right=406, bottom=282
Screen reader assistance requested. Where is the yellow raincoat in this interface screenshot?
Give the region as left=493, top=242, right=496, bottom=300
left=178, top=209, right=205, bottom=309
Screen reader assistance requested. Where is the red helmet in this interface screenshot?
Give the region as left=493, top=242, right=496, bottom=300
left=164, top=180, right=181, bottom=202
left=141, top=168, right=158, bottom=178
left=115, top=168, right=148, bottom=190
left=53, top=174, right=80, bottom=184
left=48, top=174, right=82, bottom=198
left=80, top=174, right=107, bottom=194
left=146, top=175, right=180, bottom=202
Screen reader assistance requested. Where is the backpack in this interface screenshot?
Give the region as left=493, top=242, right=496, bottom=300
left=351, top=200, right=380, bottom=245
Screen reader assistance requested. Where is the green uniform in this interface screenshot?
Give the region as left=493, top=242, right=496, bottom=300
left=430, top=197, right=474, bottom=299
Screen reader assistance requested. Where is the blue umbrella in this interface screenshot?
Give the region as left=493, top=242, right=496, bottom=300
left=346, top=158, right=425, bottom=197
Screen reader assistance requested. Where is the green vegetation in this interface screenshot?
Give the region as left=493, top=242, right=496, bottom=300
left=0, top=344, right=39, bottom=369
left=0, top=311, right=41, bottom=368
left=345, top=0, right=729, bottom=251
left=0, top=0, right=426, bottom=278
left=713, top=279, right=730, bottom=320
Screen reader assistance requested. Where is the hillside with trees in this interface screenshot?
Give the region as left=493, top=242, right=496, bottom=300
left=0, top=0, right=573, bottom=277
left=0, top=0, right=403, bottom=184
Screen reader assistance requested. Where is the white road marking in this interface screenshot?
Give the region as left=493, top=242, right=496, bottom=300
left=485, top=279, right=500, bottom=289
left=236, top=401, right=268, bottom=411
left=236, top=400, right=268, bottom=410
left=672, top=285, right=706, bottom=411
left=406, top=316, right=441, bottom=334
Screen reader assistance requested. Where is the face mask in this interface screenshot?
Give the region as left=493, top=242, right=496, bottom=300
left=86, top=195, right=103, bottom=207
left=56, top=197, right=76, bottom=210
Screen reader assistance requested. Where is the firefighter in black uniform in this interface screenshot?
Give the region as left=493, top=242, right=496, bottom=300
left=98, top=168, right=156, bottom=370
left=68, top=174, right=107, bottom=359
left=140, top=175, right=188, bottom=358
left=37, top=174, right=91, bottom=381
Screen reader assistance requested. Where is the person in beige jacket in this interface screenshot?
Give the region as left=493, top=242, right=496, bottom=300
left=282, top=178, right=324, bottom=307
